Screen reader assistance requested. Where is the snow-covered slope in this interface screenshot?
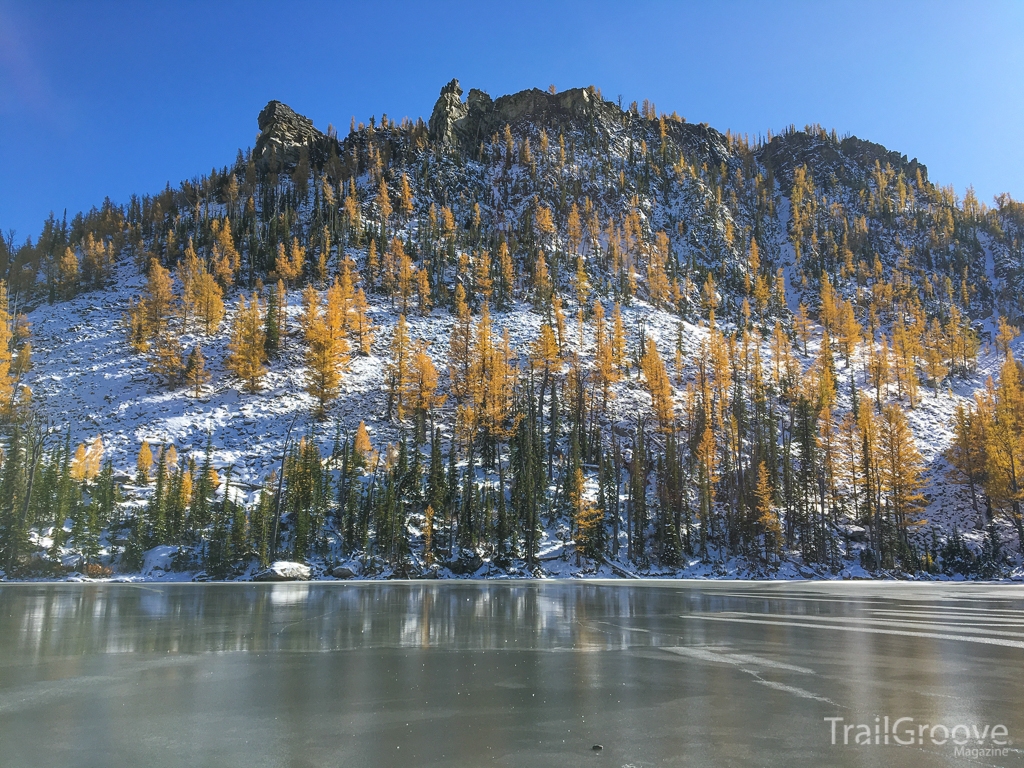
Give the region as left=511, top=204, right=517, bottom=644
left=6, top=80, right=1023, bottom=581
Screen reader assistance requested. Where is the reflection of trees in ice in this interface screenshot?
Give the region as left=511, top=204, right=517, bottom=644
left=9, top=582, right=1024, bottom=662
left=4, top=583, right=702, bottom=657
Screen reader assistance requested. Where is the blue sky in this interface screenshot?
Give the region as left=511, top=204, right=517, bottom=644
left=1, top=0, right=1022, bottom=243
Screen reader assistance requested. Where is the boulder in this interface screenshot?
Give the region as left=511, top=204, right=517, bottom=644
left=845, top=526, right=868, bottom=543
left=255, top=561, right=311, bottom=581
left=447, top=552, right=483, bottom=575
left=142, top=545, right=178, bottom=575
left=331, top=560, right=363, bottom=579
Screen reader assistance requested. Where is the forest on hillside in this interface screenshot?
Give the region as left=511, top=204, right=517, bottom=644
left=1, top=82, right=1024, bottom=580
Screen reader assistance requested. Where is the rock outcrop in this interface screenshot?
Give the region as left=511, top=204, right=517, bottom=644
left=254, top=561, right=311, bottom=581
left=254, top=81, right=919, bottom=191
left=758, top=129, right=928, bottom=189
left=427, top=79, right=470, bottom=146
left=254, top=101, right=319, bottom=167
left=427, top=79, right=614, bottom=150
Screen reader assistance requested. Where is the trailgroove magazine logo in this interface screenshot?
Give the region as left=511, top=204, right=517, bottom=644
left=825, top=716, right=1011, bottom=757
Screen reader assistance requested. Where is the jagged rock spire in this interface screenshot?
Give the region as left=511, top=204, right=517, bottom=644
left=428, top=79, right=470, bottom=146
left=254, top=100, right=327, bottom=169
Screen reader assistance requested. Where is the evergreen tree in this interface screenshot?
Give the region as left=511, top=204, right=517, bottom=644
left=184, top=344, right=211, bottom=398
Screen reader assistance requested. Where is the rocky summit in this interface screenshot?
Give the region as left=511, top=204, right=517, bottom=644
left=2, top=77, right=1023, bottom=583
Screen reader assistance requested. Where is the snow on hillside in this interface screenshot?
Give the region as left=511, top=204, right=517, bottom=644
left=21, top=241, right=1022, bottom=581
left=8, top=83, right=1024, bottom=580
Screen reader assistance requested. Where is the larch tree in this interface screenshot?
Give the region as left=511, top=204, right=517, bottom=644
left=349, top=287, right=374, bottom=355
left=415, top=266, right=431, bottom=315
left=591, top=300, right=619, bottom=408
left=193, top=270, right=225, bottom=335
left=869, top=335, right=891, bottom=407
left=984, top=354, right=1024, bottom=542
left=647, top=231, right=670, bottom=307
left=136, top=441, right=153, bottom=486
left=996, top=316, right=1018, bottom=360
left=177, top=239, right=202, bottom=330
left=376, top=178, right=392, bottom=237
left=532, top=250, right=553, bottom=312
left=394, top=238, right=414, bottom=314
left=573, top=467, right=604, bottom=559
left=475, top=251, right=493, bottom=304
left=496, top=241, right=515, bottom=307
left=365, top=239, right=379, bottom=288
left=405, top=340, right=446, bottom=444
left=301, top=282, right=350, bottom=416
left=793, top=303, right=812, bottom=356
left=264, top=281, right=281, bottom=357
left=58, top=247, right=80, bottom=299
left=148, top=331, right=184, bottom=386
left=316, top=226, right=331, bottom=285
left=641, top=341, right=674, bottom=432
left=610, top=303, right=627, bottom=372
left=922, top=318, right=949, bottom=394
left=398, top=173, right=414, bottom=221
left=226, top=293, right=267, bottom=393
left=448, top=284, right=473, bottom=404
left=469, top=305, right=518, bottom=465
left=878, top=403, right=926, bottom=544
left=754, top=461, right=781, bottom=563
left=353, top=420, right=376, bottom=468
left=0, top=283, right=15, bottom=409
left=531, top=322, right=561, bottom=383
left=946, top=401, right=987, bottom=516
left=335, top=256, right=356, bottom=325
left=211, top=219, right=240, bottom=289
left=276, top=239, right=305, bottom=287
left=566, top=202, right=583, bottom=255
left=126, top=257, right=175, bottom=353
left=695, top=423, right=718, bottom=558
left=533, top=205, right=555, bottom=250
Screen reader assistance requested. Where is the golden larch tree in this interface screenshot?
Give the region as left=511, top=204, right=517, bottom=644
left=405, top=339, right=446, bottom=443
left=226, top=293, right=268, bottom=392
left=136, top=441, right=153, bottom=485
left=301, top=283, right=350, bottom=416
left=754, top=461, right=781, bottom=562
left=641, top=341, right=674, bottom=432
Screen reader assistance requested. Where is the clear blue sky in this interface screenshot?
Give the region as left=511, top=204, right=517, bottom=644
left=1, top=0, right=1022, bottom=243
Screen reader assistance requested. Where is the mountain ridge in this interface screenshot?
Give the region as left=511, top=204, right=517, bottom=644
left=0, top=77, right=1021, bottom=583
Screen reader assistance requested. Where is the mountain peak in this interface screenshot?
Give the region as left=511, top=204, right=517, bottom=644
left=254, top=100, right=325, bottom=169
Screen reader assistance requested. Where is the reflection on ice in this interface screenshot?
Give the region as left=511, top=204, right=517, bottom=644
left=2, top=582, right=1023, bottom=768
left=1, top=582, right=683, bottom=657
left=269, top=583, right=310, bottom=606
left=4, top=581, right=1024, bottom=661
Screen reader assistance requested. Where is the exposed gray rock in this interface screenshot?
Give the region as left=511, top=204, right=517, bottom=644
left=331, top=560, right=363, bottom=579
left=254, top=561, right=311, bottom=581
left=254, top=101, right=323, bottom=170
left=428, top=79, right=470, bottom=146
left=427, top=79, right=613, bottom=151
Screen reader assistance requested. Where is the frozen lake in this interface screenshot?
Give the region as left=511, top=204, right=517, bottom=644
left=1, top=581, right=1023, bottom=767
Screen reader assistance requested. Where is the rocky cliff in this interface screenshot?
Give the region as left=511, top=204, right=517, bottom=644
left=254, top=100, right=339, bottom=171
